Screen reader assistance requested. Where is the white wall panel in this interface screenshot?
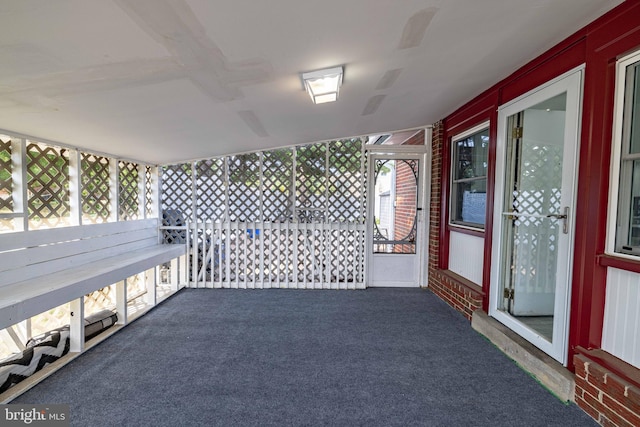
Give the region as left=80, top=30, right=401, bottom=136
left=602, top=268, right=640, bottom=369
left=448, top=231, right=484, bottom=285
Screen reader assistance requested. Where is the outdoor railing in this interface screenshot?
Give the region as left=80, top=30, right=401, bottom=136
left=185, top=221, right=366, bottom=289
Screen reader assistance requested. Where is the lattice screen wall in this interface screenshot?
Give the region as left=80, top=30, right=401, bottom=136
left=0, top=134, right=157, bottom=231
left=160, top=139, right=366, bottom=289
left=161, top=139, right=365, bottom=224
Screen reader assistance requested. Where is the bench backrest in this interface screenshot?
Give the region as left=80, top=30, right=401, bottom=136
left=0, top=219, right=161, bottom=286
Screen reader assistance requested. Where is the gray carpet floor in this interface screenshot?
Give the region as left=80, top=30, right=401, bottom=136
left=14, top=288, right=597, bottom=426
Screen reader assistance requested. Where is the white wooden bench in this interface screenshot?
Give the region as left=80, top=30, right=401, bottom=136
left=0, top=218, right=186, bottom=352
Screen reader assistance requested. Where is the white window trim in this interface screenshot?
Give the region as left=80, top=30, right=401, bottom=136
left=449, top=120, right=490, bottom=231
left=606, top=49, right=640, bottom=258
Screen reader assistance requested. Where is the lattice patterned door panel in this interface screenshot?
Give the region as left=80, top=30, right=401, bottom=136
left=510, top=142, right=563, bottom=298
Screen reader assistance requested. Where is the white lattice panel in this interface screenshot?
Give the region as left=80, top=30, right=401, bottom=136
left=81, top=153, right=111, bottom=224
left=26, top=142, right=71, bottom=229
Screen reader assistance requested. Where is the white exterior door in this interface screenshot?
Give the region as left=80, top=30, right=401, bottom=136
left=490, top=68, right=583, bottom=364
left=367, top=151, right=427, bottom=287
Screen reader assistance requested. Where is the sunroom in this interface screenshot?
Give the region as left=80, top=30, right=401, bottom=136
left=1, top=1, right=638, bottom=425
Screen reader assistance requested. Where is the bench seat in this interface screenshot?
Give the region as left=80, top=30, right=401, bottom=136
left=0, top=219, right=186, bottom=332
left=0, top=244, right=184, bottom=331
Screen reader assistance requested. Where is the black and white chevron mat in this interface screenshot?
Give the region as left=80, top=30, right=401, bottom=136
left=0, top=328, right=70, bottom=393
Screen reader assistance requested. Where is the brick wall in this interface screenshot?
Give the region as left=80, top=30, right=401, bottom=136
left=574, top=352, right=640, bottom=427
left=393, top=130, right=424, bottom=254
left=393, top=160, right=417, bottom=253
left=427, top=121, right=483, bottom=320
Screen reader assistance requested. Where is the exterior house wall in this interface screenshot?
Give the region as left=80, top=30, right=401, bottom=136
left=429, top=1, right=640, bottom=424
left=391, top=131, right=424, bottom=254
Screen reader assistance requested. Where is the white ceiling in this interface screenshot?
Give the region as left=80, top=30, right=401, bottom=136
left=0, top=0, right=623, bottom=164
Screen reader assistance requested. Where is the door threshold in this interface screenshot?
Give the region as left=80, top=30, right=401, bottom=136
left=471, top=310, right=575, bottom=402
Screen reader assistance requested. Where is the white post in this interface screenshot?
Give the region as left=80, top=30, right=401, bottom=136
left=144, top=268, right=156, bottom=307
left=115, top=280, right=127, bottom=326
left=12, top=138, right=27, bottom=231
left=137, top=164, right=145, bottom=220
left=70, top=297, right=85, bottom=352
left=68, top=149, right=81, bottom=226
left=109, top=159, right=119, bottom=223
left=170, top=256, right=180, bottom=291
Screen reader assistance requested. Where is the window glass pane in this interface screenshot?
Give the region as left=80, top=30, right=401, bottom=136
left=454, top=129, right=489, bottom=180
left=451, top=127, right=489, bottom=228
left=453, top=180, right=487, bottom=226
left=624, top=160, right=640, bottom=248
left=616, top=57, right=640, bottom=254
left=628, top=63, right=640, bottom=154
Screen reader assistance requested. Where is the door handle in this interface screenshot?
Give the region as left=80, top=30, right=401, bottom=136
left=546, top=206, right=569, bottom=234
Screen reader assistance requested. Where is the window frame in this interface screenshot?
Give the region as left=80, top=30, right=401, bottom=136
left=607, top=49, right=640, bottom=258
left=449, top=121, right=490, bottom=231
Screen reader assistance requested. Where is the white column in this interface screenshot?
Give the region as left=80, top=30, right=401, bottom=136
left=69, top=297, right=85, bottom=352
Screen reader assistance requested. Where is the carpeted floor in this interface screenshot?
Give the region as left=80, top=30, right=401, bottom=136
left=14, top=288, right=597, bottom=426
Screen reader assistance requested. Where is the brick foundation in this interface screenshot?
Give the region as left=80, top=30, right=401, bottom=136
left=574, top=349, right=640, bottom=427
left=429, top=270, right=483, bottom=320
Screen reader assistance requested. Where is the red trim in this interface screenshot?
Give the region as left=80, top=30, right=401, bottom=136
left=482, top=115, right=498, bottom=311
left=438, top=131, right=451, bottom=270
left=447, top=225, right=484, bottom=238
left=597, top=254, right=640, bottom=274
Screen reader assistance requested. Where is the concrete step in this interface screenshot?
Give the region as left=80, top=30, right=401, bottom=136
left=471, top=310, right=575, bottom=402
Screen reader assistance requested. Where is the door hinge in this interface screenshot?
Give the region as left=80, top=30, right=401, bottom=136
left=513, top=127, right=523, bottom=139
left=503, top=288, right=514, bottom=300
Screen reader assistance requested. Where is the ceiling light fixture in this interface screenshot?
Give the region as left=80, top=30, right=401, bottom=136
left=302, top=66, right=343, bottom=104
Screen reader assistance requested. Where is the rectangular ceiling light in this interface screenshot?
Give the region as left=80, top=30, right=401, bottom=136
left=302, top=66, right=343, bottom=104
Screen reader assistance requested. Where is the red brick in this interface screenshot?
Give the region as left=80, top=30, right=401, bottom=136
left=602, top=394, right=640, bottom=427
left=583, top=389, right=606, bottom=412
left=625, top=385, right=640, bottom=415
left=587, top=361, right=609, bottom=387
left=576, top=395, right=601, bottom=422
left=603, top=374, right=630, bottom=402
left=576, top=378, right=602, bottom=401
left=574, top=355, right=588, bottom=379
left=599, top=402, right=635, bottom=427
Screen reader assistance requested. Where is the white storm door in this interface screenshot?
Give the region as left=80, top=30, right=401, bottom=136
left=368, top=153, right=424, bottom=287
left=490, top=68, right=583, bottom=364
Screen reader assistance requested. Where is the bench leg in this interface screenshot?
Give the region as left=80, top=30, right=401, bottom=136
left=171, top=257, right=180, bottom=291
left=145, top=268, right=156, bottom=307
left=116, top=280, right=127, bottom=326
left=70, top=297, right=85, bottom=353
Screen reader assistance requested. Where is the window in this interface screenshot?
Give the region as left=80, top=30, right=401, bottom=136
left=450, top=123, right=489, bottom=229
left=612, top=50, right=640, bottom=255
